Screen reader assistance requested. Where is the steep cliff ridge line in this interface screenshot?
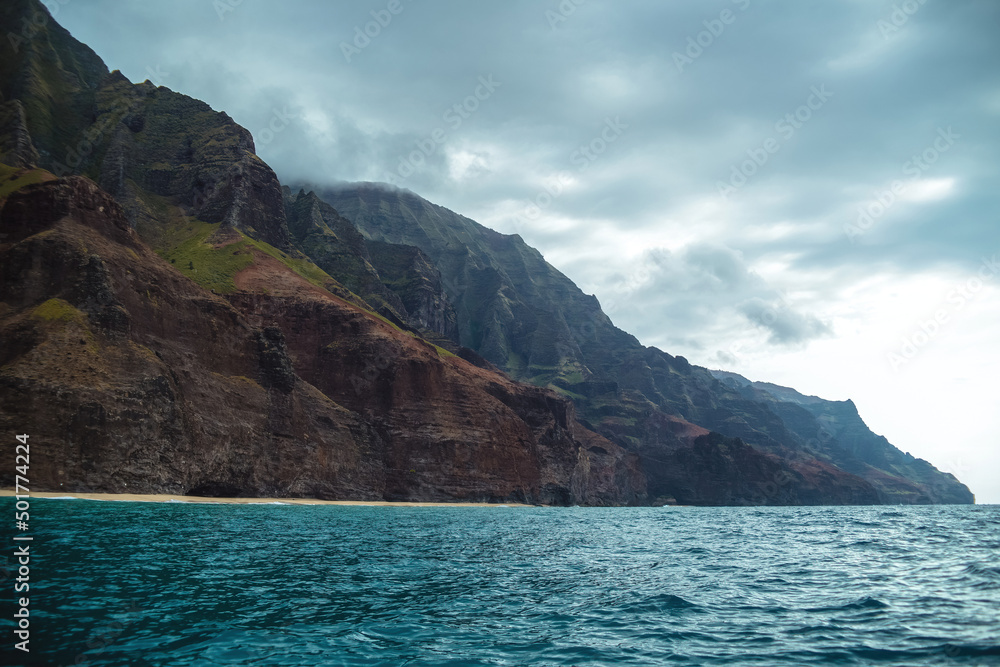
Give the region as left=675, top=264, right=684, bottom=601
left=281, top=187, right=413, bottom=327
left=709, top=370, right=974, bottom=504
left=2, top=0, right=293, bottom=249
left=0, top=174, right=645, bottom=504
left=0, top=0, right=109, bottom=170
left=91, top=71, right=293, bottom=250
left=309, top=182, right=629, bottom=382
left=315, top=183, right=972, bottom=504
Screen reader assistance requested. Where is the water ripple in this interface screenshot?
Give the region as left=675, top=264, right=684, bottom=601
left=1, top=501, right=998, bottom=665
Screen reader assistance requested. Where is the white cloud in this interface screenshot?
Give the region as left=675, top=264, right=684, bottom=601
left=899, top=177, right=956, bottom=203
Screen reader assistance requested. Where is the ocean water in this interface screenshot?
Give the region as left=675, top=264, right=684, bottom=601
left=2, top=500, right=999, bottom=666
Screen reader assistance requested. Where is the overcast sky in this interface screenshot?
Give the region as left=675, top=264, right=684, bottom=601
left=54, top=0, right=1000, bottom=502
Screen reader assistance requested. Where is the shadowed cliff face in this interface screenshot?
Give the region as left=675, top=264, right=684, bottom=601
left=92, top=73, right=291, bottom=250
left=0, top=100, right=41, bottom=168
left=0, top=1, right=290, bottom=249
left=317, top=184, right=970, bottom=505
left=605, top=409, right=880, bottom=506
left=712, top=372, right=974, bottom=504
left=282, top=187, right=460, bottom=348
left=0, top=175, right=645, bottom=504
left=281, top=187, right=411, bottom=326
left=0, top=0, right=109, bottom=167
left=365, top=239, right=460, bottom=344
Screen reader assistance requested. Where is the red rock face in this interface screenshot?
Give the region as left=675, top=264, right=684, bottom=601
left=0, top=176, right=646, bottom=505
left=226, top=255, right=646, bottom=505
left=1, top=178, right=385, bottom=498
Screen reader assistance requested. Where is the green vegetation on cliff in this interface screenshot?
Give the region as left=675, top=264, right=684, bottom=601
left=0, top=163, right=55, bottom=204
left=151, top=219, right=338, bottom=295
left=153, top=221, right=254, bottom=293
left=31, top=297, right=85, bottom=323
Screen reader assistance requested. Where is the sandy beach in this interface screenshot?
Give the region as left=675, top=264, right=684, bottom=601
left=0, top=489, right=534, bottom=507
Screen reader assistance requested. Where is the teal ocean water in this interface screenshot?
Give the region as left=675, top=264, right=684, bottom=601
left=2, top=500, right=999, bottom=666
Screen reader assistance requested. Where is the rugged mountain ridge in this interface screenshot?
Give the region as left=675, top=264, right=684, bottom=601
left=0, top=0, right=643, bottom=505
left=280, top=186, right=459, bottom=343
left=0, top=0, right=973, bottom=504
left=315, top=183, right=973, bottom=505
left=0, top=171, right=644, bottom=504
left=365, top=239, right=460, bottom=345
left=711, top=371, right=972, bottom=504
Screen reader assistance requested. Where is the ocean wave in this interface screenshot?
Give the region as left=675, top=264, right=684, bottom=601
left=806, top=596, right=889, bottom=612
left=610, top=592, right=702, bottom=615
left=852, top=643, right=1000, bottom=661
left=963, top=562, right=1000, bottom=579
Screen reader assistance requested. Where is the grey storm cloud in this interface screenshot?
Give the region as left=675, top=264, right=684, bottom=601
left=738, top=297, right=832, bottom=346
left=597, top=242, right=830, bottom=351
